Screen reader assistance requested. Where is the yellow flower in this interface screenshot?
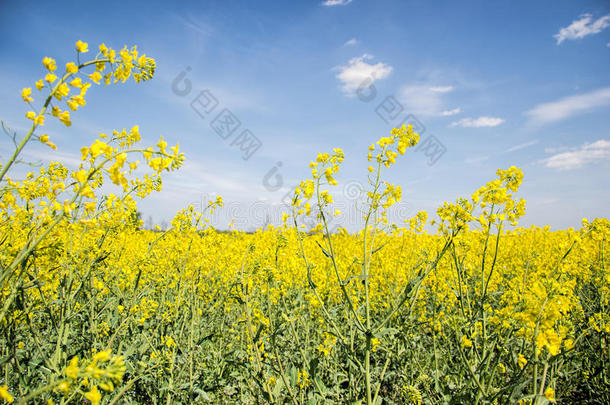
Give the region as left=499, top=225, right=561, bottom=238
left=39, top=134, right=57, bottom=150
left=65, top=356, right=79, bottom=379
left=90, top=139, right=110, bottom=158
left=165, top=337, right=176, bottom=348
left=80, top=146, right=89, bottom=160
left=89, top=71, right=102, bottom=84
left=99, top=381, right=114, bottom=392
left=42, top=56, right=56, bottom=71
left=35, top=79, right=44, bottom=90
left=21, top=87, right=33, bottom=102
left=518, top=353, right=527, bottom=369
left=66, top=62, right=79, bottom=74
left=25, top=111, right=45, bottom=125
left=401, top=385, right=422, bottom=405
left=69, top=77, right=83, bottom=88
left=84, top=386, right=101, bottom=405
left=75, top=40, right=89, bottom=53
left=93, top=349, right=112, bottom=362
left=74, top=170, right=88, bottom=184
left=58, top=111, right=71, bottom=127
left=544, top=387, right=556, bottom=402
left=371, top=337, right=381, bottom=352
left=0, top=386, right=13, bottom=403
left=67, top=99, right=79, bottom=111
left=320, top=190, right=333, bottom=204
left=57, top=381, right=70, bottom=393
left=45, top=73, right=57, bottom=83
left=54, top=83, right=70, bottom=100
left=156, top=136, right=167, bottom=153
left=461, top=335, right=473, bottom=348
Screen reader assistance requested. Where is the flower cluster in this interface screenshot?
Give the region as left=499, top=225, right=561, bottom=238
left=21, top=41, right=155, bottom=151
left=59, top=350, right=126, bottom=405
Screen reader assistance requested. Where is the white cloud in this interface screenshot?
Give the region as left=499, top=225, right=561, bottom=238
left=322, top=0, right=352, bottom=6
left=506, top=140, right=538, bottom=153
left=450, top=116, right=504, bottom=128
left=399, top=84, right=459, bottom=116
left=543, top=139, right=610, bottom=170
left=344, top=38, right=359, bottom=46
left=554, top=13, right=610, bottom=44
left=429, top=86, right=454, bottom=93
left=441, top=107, right=461, bottom=116
left=335, top=54, right=393, bottom=95
left=525, top=87, right=610, bottom=126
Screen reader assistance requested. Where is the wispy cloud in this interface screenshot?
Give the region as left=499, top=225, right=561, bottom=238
left=335, top=54, right=393, bottom=95
left=429, top=86, right=454, bottom=93
left=506, top=139, right=538, bottom=153
left=322, top=0, right=352, bottom=6
left=344, top=38, right=359, bottom=46
left=450, top=116, right=504, bottom=128
left=525, top=87, right=610, bottom=126
left=175, top=13, right=214, bottom=37
left=399, top=84, right=459, bottom=116
left=554, top=13, right=610, bottom=44
left=441, top=107, right=461, bottom=116
left=171, top=160, right=265, bottom=194
left=543, top=139, right=610, bottom=170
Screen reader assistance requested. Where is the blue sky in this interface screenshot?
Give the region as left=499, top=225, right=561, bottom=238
left=1, top=0, right=609, bottom=230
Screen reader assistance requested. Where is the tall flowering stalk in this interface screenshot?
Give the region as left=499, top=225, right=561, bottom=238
left=287, top=124, right=462, bottom=403
left=0, top=40, right=182, bottom=404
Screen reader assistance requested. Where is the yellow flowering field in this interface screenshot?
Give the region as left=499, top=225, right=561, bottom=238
left=1, top=42, right=608, bottom=405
